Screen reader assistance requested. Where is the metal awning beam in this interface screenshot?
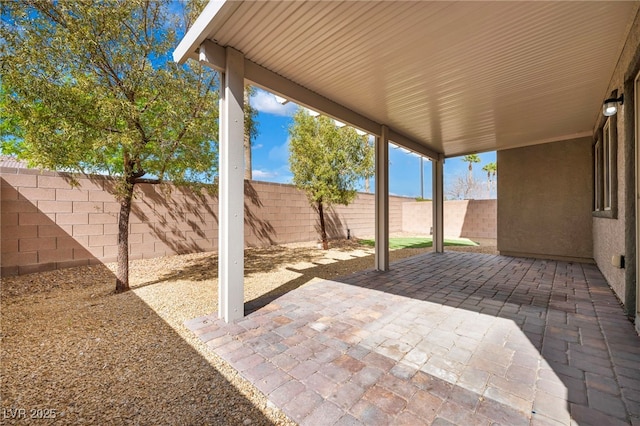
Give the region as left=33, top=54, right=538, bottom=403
left=196, top=40, right=439, bottom=160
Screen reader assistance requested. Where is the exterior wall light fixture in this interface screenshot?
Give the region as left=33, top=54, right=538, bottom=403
left=603, top=92, right=623, bottom=116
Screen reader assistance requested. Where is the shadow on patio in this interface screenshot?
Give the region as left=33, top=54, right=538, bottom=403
left=187, top=252, right=640, bottom=425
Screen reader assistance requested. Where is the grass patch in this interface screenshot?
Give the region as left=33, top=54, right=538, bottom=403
left=359, top=236, right=478, bottom=249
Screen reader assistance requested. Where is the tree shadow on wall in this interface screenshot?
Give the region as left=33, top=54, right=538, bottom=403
left=460, top=199, right=496, bottom=240
left=118, top=181, right=214, bottom=255
left=315, top=205, right=347, bottom=241
left=0, top=179, right=103, bottom=277
left=100, top=178, right=276, bottom=255
left=244, top=181, right=276, bottom=246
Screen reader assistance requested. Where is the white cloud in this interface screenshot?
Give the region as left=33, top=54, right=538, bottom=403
left=251, top=166, right=293, bottom=184
left=268, top=138, right=290, bottom=163
left=250, top=89, right=298, bottom=116
left=252, top=169, right=275, bottom=179
left=254, top=143, right=264, bottom=149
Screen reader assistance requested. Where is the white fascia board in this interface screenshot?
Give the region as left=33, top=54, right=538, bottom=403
left=173, top=0, right=240, bottom=64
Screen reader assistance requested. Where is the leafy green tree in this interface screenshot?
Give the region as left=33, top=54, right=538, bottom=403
left=1, top=0, right=220, bottom=293
left=289, top=110, right=373, bottom=249
left=244, top=85, right=258, bottom=179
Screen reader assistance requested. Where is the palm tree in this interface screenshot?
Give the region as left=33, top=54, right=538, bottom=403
left=462, top=154, right=481, bottom=180
left=482, top=162, right=497, bottom=195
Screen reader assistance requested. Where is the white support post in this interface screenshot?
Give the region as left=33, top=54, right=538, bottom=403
left=218, top=47, right=245, bottom=323
left=375, top=126, right=390, bottom=271
left=433, top=155, right=444, bottom=253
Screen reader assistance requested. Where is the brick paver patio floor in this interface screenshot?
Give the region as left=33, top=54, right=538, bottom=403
left=186, top=252, right=640, bottom=425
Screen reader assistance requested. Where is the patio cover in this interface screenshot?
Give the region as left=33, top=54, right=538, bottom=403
left=174, top=0, right=639, bottom=322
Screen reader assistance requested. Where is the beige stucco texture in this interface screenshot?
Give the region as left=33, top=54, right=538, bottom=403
left=498, top=137, right=593, bottom=262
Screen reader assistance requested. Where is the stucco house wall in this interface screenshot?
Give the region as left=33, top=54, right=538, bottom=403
left=592, top=11, right=640, bottom=316
left=593, top=109, right=628, bottom=306
left=497, top=137, right=594, bottom=262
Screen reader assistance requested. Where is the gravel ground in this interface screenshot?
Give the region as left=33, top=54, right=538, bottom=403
left=1, top=238, right=496, bottom=425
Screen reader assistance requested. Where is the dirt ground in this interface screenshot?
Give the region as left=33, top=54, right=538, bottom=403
left=1, top=238, right=496, bottom=425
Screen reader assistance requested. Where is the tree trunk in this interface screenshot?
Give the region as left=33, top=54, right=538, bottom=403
left=244, top=89, right=252, bottom=180
left=318, top=200, right=329, bottom=250
left=115, top=186, right=133, bottom=293
left=244, top=132, right=252, bottom=179
left=364, top=176, right=370, bottom=193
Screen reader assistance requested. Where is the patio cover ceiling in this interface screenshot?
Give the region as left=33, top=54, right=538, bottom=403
left=175, top=1, right=639, bottom=158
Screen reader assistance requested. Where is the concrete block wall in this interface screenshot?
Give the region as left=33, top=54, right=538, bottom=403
left=455, top=200, right=497, bottom=239
left=402, top=202, right=433, bottom=235
left=1, top=167, right=496, bottom=276
left=243, top=181, right=407, bottom=245
left=0, top=168, right=414, bottom=276
left=329, top=192, right=406, bottom=239
left=2, top=170, right=116, bottom=275
left=0, top=169, right=220, bottom=276
left=402, top=200, right=497, bottom=239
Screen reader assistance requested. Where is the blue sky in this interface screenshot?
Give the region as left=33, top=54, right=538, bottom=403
left=248, top=88, right=497, bottom=199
